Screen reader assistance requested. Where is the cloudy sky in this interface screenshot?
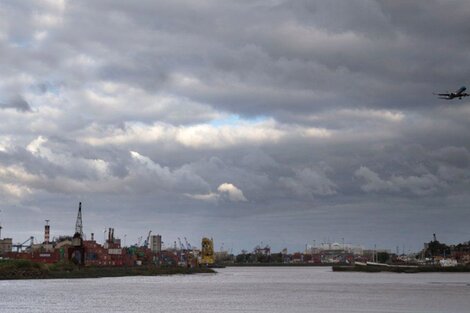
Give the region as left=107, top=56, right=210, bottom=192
left=1, top=0, right=469, bottom=253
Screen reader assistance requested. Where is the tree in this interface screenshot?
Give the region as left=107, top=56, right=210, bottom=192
left=377, top=252, right=390, bottom=264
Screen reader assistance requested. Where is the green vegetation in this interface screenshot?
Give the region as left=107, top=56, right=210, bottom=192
left=0, top=259, right=48, bottom=279
left=0, top=260, right=215, bottom=280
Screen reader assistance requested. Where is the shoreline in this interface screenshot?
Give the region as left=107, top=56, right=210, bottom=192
left=332, top=264, right=470, bottom=273
left=0, top=260, right=215, bottom=280
left=225, top=263, right=336, bottom=267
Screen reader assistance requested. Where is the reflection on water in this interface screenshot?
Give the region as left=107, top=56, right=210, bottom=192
left=0, top=267, right=469, bottom=313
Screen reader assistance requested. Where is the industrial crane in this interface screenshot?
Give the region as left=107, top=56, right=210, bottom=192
left=177, top=237, right=186, bottom=265
left=184, top=237, right=192, bottom=250
left=143, top=230, right=152, bottom=248
left=177, top=237, right=185, bottom=251
left=13, top=236, right=34, bottom=252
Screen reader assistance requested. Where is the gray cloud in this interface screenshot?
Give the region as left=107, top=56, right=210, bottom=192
left=0, top=95, right=32, bottom=112
left=0, top=1, right=470, bottom=252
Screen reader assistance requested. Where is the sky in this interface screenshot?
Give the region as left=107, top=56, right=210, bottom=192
left=0, top=0, right=470, bottom=253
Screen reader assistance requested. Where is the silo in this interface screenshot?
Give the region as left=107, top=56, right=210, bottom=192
left=150, top=235, right=162, bottom=252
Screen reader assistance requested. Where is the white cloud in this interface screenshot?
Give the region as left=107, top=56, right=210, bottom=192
left=217, top=183, right=247, bottom=202
left=26, top=136, right=48, bottom=155
left=338, top=109, right=405, bottom=122
left=0, top=182, right=32, bottom=199
left=81, top=119, right=331, bottom=149
left=185, top=192, right=219, bottom=204
left=186, top=182, right=247, bottom=203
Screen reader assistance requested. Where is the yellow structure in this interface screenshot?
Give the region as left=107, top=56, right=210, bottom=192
left=201, top=237, right=215, bottom=265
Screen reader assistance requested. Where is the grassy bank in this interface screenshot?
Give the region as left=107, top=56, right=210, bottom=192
left=0, top=260, right=215, bottom=280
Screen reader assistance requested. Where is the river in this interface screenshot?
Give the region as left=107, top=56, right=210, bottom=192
left=1, top=267, right=469, bottom=312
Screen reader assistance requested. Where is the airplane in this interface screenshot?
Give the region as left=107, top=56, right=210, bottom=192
left=434, top=86, right=469, bottom=100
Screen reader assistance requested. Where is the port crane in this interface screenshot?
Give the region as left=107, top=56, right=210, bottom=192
left=177, top=237, right=187, bottom=265
left=13, top=236, right=34, bottom=252
left=177, top=237, right=185, bottom=251
left=184, top=237, right=192, bottom=250
left=143, top=230, right=152, bottom=248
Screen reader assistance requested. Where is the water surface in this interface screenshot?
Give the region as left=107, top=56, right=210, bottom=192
left=1, top=267, right=469, bottom=312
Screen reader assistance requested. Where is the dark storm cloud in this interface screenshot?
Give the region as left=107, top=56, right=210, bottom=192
left=1, top=0, right=470, bottom=252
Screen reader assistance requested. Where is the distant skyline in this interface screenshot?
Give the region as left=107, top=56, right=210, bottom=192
left=0, top=1, right=470, bottom=253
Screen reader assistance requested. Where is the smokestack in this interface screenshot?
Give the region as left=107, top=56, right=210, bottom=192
left=108, top=228, right=112, bottom=242
left=91, top=233, right=94, bottom=241
left=44, top=220, right=50, bottom=244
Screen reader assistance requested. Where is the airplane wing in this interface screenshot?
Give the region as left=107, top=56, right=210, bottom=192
left=434, top=93, right=451, bottom=99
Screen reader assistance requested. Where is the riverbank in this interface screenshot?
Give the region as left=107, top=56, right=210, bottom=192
left=226, top=263, right=335, bottom=267
left=0, top=260, right=215, bottom=280
left=332, top=263, right=470, bottom=273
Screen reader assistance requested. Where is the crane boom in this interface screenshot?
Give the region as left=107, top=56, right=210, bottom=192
left=13, top=236, right=34, bottom=252
left=143, top=230, right=152, bottom=248
left=184, top=237, right=192, bottom=250
left=177, top=237, right=184, bottom=251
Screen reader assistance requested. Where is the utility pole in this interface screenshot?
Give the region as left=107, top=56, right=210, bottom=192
left=374, top=244, right=377, bottom=262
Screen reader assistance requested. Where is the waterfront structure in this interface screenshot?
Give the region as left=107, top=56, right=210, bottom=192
left=201, top=237, right=214, bottom=265
left=150, top=235, right=162, bottom=253
left=306, top=242, right=365, bottom=255
left=41, top=220, right=54, bottom=252
left=254, top=245, right=271, bottom=256
left=69, top=202, right=85, bottom=265
left=1, top=202, right=171, bottom=267
left=0, top=238, right=12, bottom=257
left=419, top=234, right=470, bottom=265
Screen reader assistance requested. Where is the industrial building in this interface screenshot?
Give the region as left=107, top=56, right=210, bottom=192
left=0, top=238, right=12, bottom=257
left=149, top=235, right=162, bottom=253
left=0, top=222, right=12, bottom=257
left=201, top=237, right=215, bottom=265
left=1, top=202, right=210, bottom=268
